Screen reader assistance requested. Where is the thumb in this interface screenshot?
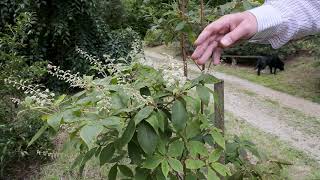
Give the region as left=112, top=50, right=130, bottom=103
left=220, top=22, right=250, bottom=48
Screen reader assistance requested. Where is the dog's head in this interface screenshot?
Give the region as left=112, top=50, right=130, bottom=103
left=277, top=58, right=285, bottom=71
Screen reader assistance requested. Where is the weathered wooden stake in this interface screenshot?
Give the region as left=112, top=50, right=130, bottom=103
left=214, top=80, right=225, bottom=164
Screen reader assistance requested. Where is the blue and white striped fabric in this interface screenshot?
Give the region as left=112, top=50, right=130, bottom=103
left=248, top=0, right=320, bottom=49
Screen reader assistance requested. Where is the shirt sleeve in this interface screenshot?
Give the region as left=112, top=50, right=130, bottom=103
left=248, top=0, right=320, bottom=49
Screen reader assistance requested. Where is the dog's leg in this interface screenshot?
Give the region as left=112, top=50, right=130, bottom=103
left=257, top=67, right=261, bottom=76
left=269, top=65, right=273, bottom=74
left=274, top=68, right=277, bottom=75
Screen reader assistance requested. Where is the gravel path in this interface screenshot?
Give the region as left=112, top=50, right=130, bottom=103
left=144, top=50, right=320, bottom=161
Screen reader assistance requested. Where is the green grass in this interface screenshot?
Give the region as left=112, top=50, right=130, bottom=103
left=225, top=112, right=320, bottom=180
left=214, top=56, right=320, bottom=103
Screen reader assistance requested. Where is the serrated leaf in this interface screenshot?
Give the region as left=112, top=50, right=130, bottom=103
left=137, top=122, right=159, bottom=154
left=211, top=129, right=225, bottom=149
left=168, top=157, right=183, bottom=173
left=208, top=167, right=219, bottom=180
left=168, top=139, right=184, bottom=157
left=196, top=85, right=210, bottom=106
left=47, top=113, right=63, bottom=130
left=143, top=154, right=163, bottom=169
left=80, top=124, right=103, bottom=148
left=211, top=162, right=231, bottom=176
left=108, top=164, right=118, bottom=180
left=186, top=159, right=205, bottom=170
left=134, top=106, right=154, bottom=125
left=28, top=124, right=48, bottom=147
left=187, top=141, right=208, bottom=158
left=118, top=165, right=133, bottom=177
left=209, top=149, right=222, bottom=163
left=117, top=119, right=135, bottom=149
left=171, top=100, right=188, bottom=131
left=100, top=143, right=115, bottom=166
left=161, top=161, right=170, bottom=178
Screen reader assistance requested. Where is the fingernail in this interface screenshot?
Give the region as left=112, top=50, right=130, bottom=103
left=221, top=37, right=232, bottom=47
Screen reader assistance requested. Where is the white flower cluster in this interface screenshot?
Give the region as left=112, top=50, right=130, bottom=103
left=37, top=150, right=59, bottom=159
left=5, top=78, right=55, bottom=106
left=96, top=93, right=112, bottom=112
left=122, top=84, right=153, bottom=105
left=160, top=55, right=187, bottom=88
left=47, top=64, right=85, bottom=88
left=76, top=47, right=109, bottom=76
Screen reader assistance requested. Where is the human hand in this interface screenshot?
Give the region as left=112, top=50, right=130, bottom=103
left=191, top=11, right=258, bottom=65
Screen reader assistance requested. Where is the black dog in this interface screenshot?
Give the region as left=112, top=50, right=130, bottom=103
left=255, top=55, right=284, bottom=76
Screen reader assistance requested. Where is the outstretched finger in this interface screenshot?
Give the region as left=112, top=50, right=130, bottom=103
left=212, top=47, right=223, bottom=65
left=220, top=21, right=250, bottom=48
left=194, top=17, right=229, bottom=45
left=197, top=41, right=218, bottom=65
left=191, top=36, right=215, bottom=60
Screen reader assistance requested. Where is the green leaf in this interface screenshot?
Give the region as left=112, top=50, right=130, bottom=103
left=187, top=141, right=208, bottom=158
left=171, top=100, right=188, bottom=131
left=208, top=167, right=219, bottom=180
left=54, top=94, right=66, bottom=106
left=196, top=85, right=210, bottom=106
left=143, top=154, right=163, bottom=169
left=117, top=119, right=136, bottom=149
left=209, top=149, right=222, bottom=163
left=175, top=21, right=186, bottom=31
left=168, top=139, right=184, bottom=157
left=71, top=153, right=84, bottom=170
left=146, top=113, right=159, bottom=134
left=81, top=148, right=97, bottom=167
left=137, top=123, right=159, bottom=154
left=161, top=161, right=170, bottom=178
left=134, top=167, right=149, bottom=180
left=98, top=116, right=121, bottom=128
left=211, top=162, right=231, bottom=176
left=168, top=157, right=183, bottom=173
left=118, top=165, right=134, bottom=177
left=186, top=120, right=201, bottom=139
left=128, top=141, right=143, bottom=164
left=108, top=164, right=118, bottom=180
left=100, top=143, right=115, bottom=166
left=134, top=106, right=154, bottom=125
left=28, top=124, right=48, bottom=147
left=80, top=124, right=103, bottom=148
left=185, top=159, right=205, bottom=170
left=211, top=129, right=225, bottom=149
left=156, top=111, right=166, bottom=132
left=47, top=113, right=63, bottom=130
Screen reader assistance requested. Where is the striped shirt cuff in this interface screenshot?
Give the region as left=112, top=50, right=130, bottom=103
left=248, top=5, right=284, bottom=48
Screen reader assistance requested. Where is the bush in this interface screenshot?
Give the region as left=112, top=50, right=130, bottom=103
left=0, top=100, right=53, bottom=177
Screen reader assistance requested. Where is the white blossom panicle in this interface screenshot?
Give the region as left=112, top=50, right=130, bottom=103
left=159, top=55, right=187, bottom=88
left=76, top=47, right=109, bottom=76
left=47, top=64, right=85, bottom=88
left=5, top=78, right=55, bottom=106
left=96, top=92, right=112, bottom=112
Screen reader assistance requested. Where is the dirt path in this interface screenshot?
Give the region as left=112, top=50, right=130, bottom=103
left=144, top=49, right=320, bottom=161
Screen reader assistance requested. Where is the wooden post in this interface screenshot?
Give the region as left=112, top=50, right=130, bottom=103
left=214, top=81, right=224, bottom=134
left=179, top=0, right=188, bottom=77
left=214, top=81, right=225, bottom=164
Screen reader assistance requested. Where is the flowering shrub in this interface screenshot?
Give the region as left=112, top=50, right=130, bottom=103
left=15, top=48, right=230, bottom=179
left=12, top=47, right=288, bottom=179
